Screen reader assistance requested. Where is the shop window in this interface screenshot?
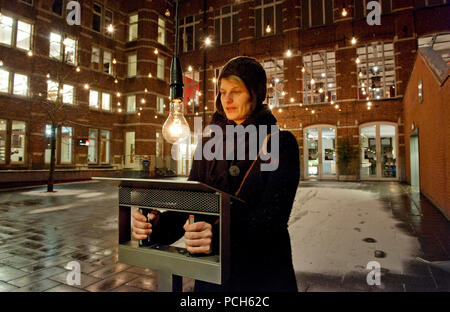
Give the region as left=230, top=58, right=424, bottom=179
left=0, top=120, right=6, bottom=164
left=301, top=0, right=333, bottom=28
left=158, top=17, right=166, bottom=45
left=357, top=42, right=396, bottom=100
left=157, top=57, right=165, bottom=80
left=255, top=0, right=283, bottom=37
left=214, top=5, right=238, bottom=45
left=11, top=121, right=26, bottom=164
left=127, top=95, right=136, bottom=113
left=178, top=15, right=200, bottom=52
left=100, top=130, right=110, bottom=164
left=61, top=126, right=73, bottom=164
left=128, top=53, right=137, bottom=77
left=128, top=14, right=138, bottom=41
left=303, top=51, right=336, bottom=105
left=88, top=129, right=98, bottom=164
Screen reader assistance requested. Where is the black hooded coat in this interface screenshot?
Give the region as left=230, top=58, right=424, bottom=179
left=150, top=105, right=300, bottom=292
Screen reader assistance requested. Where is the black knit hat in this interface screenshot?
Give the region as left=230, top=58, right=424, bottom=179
left=215, top=56, right=267, bottom=116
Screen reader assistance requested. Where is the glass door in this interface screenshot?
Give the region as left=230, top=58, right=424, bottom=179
left=305, top=126, right=336, bottom=179
left=360, top=123, right=397, bottom=180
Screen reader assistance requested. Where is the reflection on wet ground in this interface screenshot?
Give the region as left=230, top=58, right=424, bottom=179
left=0, top=180, right=448, bottom=292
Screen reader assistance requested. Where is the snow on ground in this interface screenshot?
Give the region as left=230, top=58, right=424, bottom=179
left=288, top=186, right=421, bottom=278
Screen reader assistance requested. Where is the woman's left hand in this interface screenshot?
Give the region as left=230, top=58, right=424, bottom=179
left=184, top=220, right=213, bottom=254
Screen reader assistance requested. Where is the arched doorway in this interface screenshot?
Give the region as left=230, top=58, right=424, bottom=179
left=360, top=122, right=399, bottom=180
left=304, top=125, right=337, bottom=179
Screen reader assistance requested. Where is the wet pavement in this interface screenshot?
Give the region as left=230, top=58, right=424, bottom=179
left=0, top=180, right=448, bottom=292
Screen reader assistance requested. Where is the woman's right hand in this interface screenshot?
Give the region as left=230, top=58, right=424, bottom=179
left=132, top=209, right=157, bottom=240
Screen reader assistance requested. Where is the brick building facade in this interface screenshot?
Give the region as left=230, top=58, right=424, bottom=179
left=0, top=1, right=449, bottom=188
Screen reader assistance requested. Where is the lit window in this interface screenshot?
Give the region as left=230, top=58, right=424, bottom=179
left=44, top=124, right=57, bottom=164
left=157, top=57, right=165, bottom=80
left=105, top=9, right=113, bottom=37
left=357, top=42, right=396, bottom=100
left=88, top=129, right=98, bottom=163
left=100, top=130, right=110, bottom=164
left=303, top=51, right=337, bottom=104
left=63, top=37, right=77, bottom=64
left=214, top=5, right=238, bottom=45
left=50, top=32, right=62, bottom=60
left=89, top=90, right=99, bottom=108
left=11, top=121, right=26, bottom=164
left=0, top=69, right=10, bottom=93
left=128, top=54, right=137, bottom=77
left=255, top=0, right=283, bottom=37
left=13, top=73, right=28, bottom=96
left=0, top=15, right=13, bottom=46
left=91, top=47, right=100, bottom=70
left=102, top=92, right=111, bottom=111
left=103, top=51, right=112, bottom=74
left=183, top=69, right=199, bottom=114
left=127, top=95, right=136, bottom=113
left=47, top=80, right=59, bottom=101
left=261, top=59, right=285, bottom=107
left=158, top=17, right=166, bottom=45
left=61, top=126, right=73, bottom=164
left=62, top=84, right=74, bottom=104
left=128, top=14, right=138, bottom=41
left=156, top=97, right=165, bottom=114
left=16, top=21, right=32, bottom=50
left=0, top=120, right=6, bottom=164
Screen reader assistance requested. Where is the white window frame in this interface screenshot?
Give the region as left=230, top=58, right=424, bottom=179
left=255, top=0, right=283, bottom=37
left=10, top=120, right=26, bottom=165
left=357, top=41, right=396, bottom=100
left=100, top=130, right=110, bottom=164
left=60, top=126, right=73, bottom=164
left=214, top=5, right=238, bottom=45
left=179, top=15, right=200, bottom=52
left=157, top=57, right=165, bottom=80
left=128, top=53, right=137, bottom=78
left=103, top=50, right=113, bottom=75
left=13, top=73, right=29, bottom=97
left=303, top=50, right=337, bottom=105
left=158, top=17, right=166, bottom=45
left=127, top=95, right=136, bottom=113
left=47, top=80, right=75, bottom=104
left=49, top=32, right=77, bottom=64
left=88, top=128, right=98, bottom=164
left=128, top=13, right=139, bottom=42
left=0, top=15, right=32, bottom=50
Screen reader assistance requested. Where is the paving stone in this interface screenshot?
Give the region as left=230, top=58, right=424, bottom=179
left=45, top=284, right=87, bottom=292
left=8, top=266, right=66, bottom=287
left=125, top=275, right=157, bottom=292
left=0, top=281, right=19, bottom=292
left=109, top=285, right=144, bottom=292
left=85, top=272, right=140, bottom=292
left=90, top=263, right=131, bottom=279
left=21, top=256, right=73, bottom=273
left=0, top=266, right=29, bottom=282
left=0, top=255, right=39, bottom=268
left=11, top=279, right=60, bottom=292
left=58, top=260, right=102, bottom=275
left=49, top=271, right=101, bottom=289
left=125, top=266, right=157, bottom=277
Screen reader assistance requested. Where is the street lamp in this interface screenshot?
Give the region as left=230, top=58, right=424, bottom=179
left=162, top=0, right=190, bottom=144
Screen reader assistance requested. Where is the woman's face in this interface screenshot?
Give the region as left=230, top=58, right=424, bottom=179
left=220, top=77, right=252, bottom=125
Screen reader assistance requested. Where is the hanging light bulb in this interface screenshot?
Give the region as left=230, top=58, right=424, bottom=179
left=351, top=37, right=357, bottom=45
left=310, top=78, right=315, bottom=85
left=278, top=108, right=282, bottom=113
left=290, top=97, right=294, bottom=103
left=212, top=77, right=217, bottom=83
left=162, top=99, right=190, bottom=144
left=114, top=78, right=118, bottom=84
left=113, top=58, right=117, bottom=64
left=285, top=49, right=292, bottom=57
left=355, top=56, right=361, bottom=64
left=76, top=66, right=81, bottom=72
left=162, top=0, right=190, bottom=144
left=0, top=60, right=3, bottom=66
left=27, top=50, right=33, bottom=57
left=342, top=3, right=348, bottom=17
left=301, top=67, right=305, bottom=73
left=165, top=8, right=170, bottom=17
left=265, top=22, right=272, bottom=33
left=154, top=48, right=159, bottom=55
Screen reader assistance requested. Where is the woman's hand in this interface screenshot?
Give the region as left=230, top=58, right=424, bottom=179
left=131, top=209, right=158, bottom=240
left=184, top=220, right=213, bottom=254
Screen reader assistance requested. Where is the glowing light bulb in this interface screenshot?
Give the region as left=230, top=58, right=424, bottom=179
left=311, top=78, right=315, bottom=85
left=0, top=60, right=3, bottom=66
left=162, top=99, right=190, bottom=144
left=117, top=92, right=121, bottom=97
left=114, top=79, right=118, bottom=84
left=355, top=57, right=361, bottom=64
left=188, top=66, right=193, bottom=72
left=165, top=8, right=170, bottom=17
left=311, top=110, right=315, bottom=114
left=107, top=24, right=114, bottom=33
left=27, top=50, right=33, bottom=57
left=301, top=67, right=305, bottom=73
left=148, top=73, right=152, bottom=78
left=266, top=24, right=272, bottom=33
left=285, top=49, right=292, bottom=57
left=342, top=8, right=348, bottom=17
left=351, top=37, right=357, bottom=45
left=84, top=84, right=89, bottom=90
left=278, top=108, right=282, bottom=113
left=281, top=91, right=286, bottom=96
left=118, top=108, right=122, bottom=113
left=335, top=104, right=339, bottom=109
left=290, top=97, right=294, bottom=103
left=319, top=88, right=324, bottom=93
left=113, top=58, right=117, bottom=64
left=205, top=37, right=211, bottom=46
left=212, top=78, right=217, bottom=83
left=154, top=48, right=158, bottom=55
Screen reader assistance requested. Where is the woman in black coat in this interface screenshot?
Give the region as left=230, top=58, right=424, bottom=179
left=132, top=56, right=300, bottom=292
